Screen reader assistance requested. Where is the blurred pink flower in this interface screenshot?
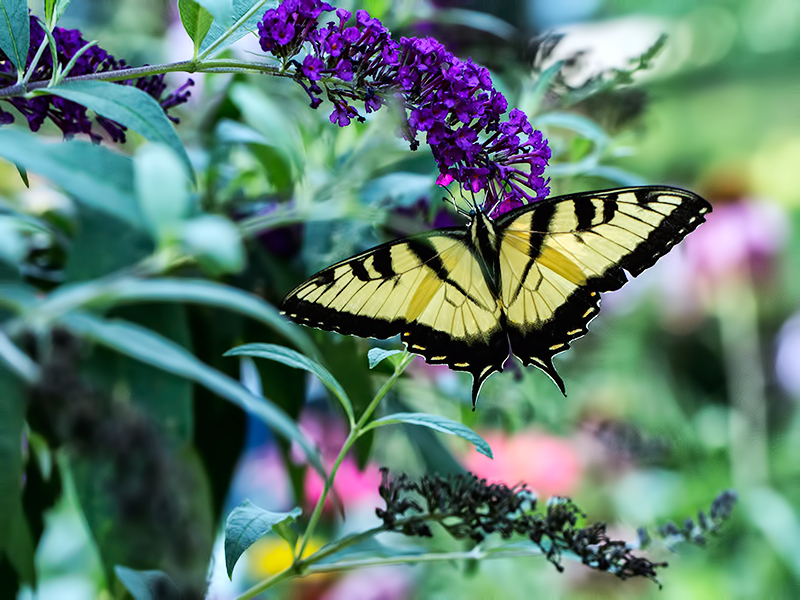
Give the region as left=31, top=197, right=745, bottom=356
left=681, top=200, right=787, bottom=285
left=465, top=430, right=583, bottom=497
left=293, top=408, right=383, bottom=512
left=292, top=407, right=349, bottom=464
left=305, top=457, right=383, bottom=512
left=321, top=566, right=412, bottom=600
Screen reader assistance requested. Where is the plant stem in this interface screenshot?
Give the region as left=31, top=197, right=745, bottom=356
left=715, top=274, right=769, bottom=488
left=0, top=59, right=286, bottom=99
left=236, top=542, right=547, bottom=599
left=293, top=353, right=414, bottom=563
left=304, top=547, right=546, bottom=573
left=237, top=566, right=294, bottom=599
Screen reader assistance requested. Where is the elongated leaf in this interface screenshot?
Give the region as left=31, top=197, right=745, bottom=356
left=2, top=504, right=34, bottom=584
left=224, top=500, right=301, bottom=578
left=36, top=277, right=316, bottom=358
left=193, top=0, right=232, bottom=23
left=178, top=0, right=214, bottom=51
left=0, top=129, right=142, bottom=228
left=368, top=412, right=492, bottom=458
left=65, top=204, right=153, bottom=282
left=367, top=348, right=402, bottom=369
left=0, top=364, right=25, bottom=551
left=0, top=331, right=40, bottom=384
left=200, top=0, right=275, bottom=56
left=45, top=0, right=71, bottom=26
left=0, top=0, right=29, bottom=72
left=114, top=566, right=180, bottom=600
left=0, top=282, right=38, bottom=312
left=536, top=111, right=609, bottom=147
left=45, top=81, right=193, bottom=178
left=226, top=343, right=353, bottom=424
left=60, top=312, right=325, bottom=477
left=134, top=144, right=191, bottom=242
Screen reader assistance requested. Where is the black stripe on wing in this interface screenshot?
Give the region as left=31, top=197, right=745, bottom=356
left=280, top=227, right=508, bottom=406
left=499, top=186, right=712, bottom=394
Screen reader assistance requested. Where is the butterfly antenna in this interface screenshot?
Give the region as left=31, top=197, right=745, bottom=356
left=486, top=195, right=504, bottom=217
left=442, top=186, right=470, bottom=217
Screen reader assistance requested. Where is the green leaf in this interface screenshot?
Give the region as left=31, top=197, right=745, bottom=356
left=114, top=566, right=180, bottom=600
left=56, top=277, right=316, bottom=358
left=0, top=217, right=26, bottom=266
left=44, top=81, right=194, bottom=179
left=0, top=0, right=29, bottom=73
left=224, top=500, right=301, bottom=579
left=368, top=412, right=493, bottom=458
left=41, top=277, right=316, bottom=357
left=0, top=129, right=143, bottom=228
left=178, top=0, right=214, bottom=52
left=81, top=305, right=194, bottom=444
left=64, top=204, right=153, bottom=282
left=1, top=505, right=34, bottom=584
left=367, top=348, right=403, bottom=370
left=0, top=282, right=38, bottom=313
left=229, top=83, right=302, bottom=177
left=199, top=0, right=274, bottom=56
left=0, top=364, right=25, bottom=551
left=14, top=163, right=28, bottom=186
left=181, top=215, right=244, bottom=276
left=523, top=59, right=564, bottom=114
left=583, top=165, right=647, bottom=187
left=0, top=330, right=40, bottom=384
left=226, top=343, right=353, bottom=425
left=193, top=0, right=232, bottom=23
left=60, top=311, right=325, bottom=478
left=134, top=144, right=191, bottom=243
left=45, top=0, right=71, bottom=27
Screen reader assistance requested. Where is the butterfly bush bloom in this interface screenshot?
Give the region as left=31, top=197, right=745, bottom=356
left=0, top=16, right=193, bottom=143
left=257, top=0, right=551, bottom=216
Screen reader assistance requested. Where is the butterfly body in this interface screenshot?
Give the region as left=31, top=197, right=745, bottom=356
left=281, top=187, right=711, bottom=406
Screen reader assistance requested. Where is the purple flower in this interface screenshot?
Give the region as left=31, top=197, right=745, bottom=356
left=332, top=58, right=353, bottom=81
left=0, top=16, right=192, bottom=143
left=256, top=0, right=551, bottom=217
left=274, top=21, right=296, bottom=45
left=330, top=103, right=353, bottom=126
left=302, top=55, right=325, bottom=80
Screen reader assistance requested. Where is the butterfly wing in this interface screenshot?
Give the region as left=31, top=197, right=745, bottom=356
left=281, top=229, right=508, bottom=400
left=495, top=186, right=711, bottom=392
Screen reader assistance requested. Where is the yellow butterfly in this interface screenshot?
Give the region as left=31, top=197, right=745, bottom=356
left=281, top=187, right=711, bottom=406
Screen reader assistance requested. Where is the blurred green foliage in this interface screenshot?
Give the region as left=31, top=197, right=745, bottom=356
left=1, top=0, right=799, bottom=598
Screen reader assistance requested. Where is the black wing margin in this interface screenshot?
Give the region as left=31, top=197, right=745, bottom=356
left=280, top=229, right=508, bottom=404
left=496, top=186, right=712, bottom=393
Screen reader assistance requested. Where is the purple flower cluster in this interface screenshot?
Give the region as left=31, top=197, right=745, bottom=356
left=257, top=0, right=550, bottom=216
left=0, top=16, right=193, bottom=143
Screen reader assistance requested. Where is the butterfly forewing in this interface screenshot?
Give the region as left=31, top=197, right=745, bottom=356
left=495, top=187, right=711, bottom=391
left=281, top=230, right=508, bottom=397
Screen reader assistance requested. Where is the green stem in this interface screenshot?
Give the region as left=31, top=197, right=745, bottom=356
left=305, top=547, right=546, bottom=573
left=237, top=541, right=547, bottom=599
left=237, top=566, right=294, bottom=599
left=715, top=274, right=769, bottom=488
left=293, top=353, right=413, bottom=563
left=21, top=35, right=50, bottom=86
left=0, top=59, right=286, bottom=99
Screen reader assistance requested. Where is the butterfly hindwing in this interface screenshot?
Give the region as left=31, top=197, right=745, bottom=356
left=496, top=187, right=711, bottom=391
left=281, top=230, right=508, bottom=397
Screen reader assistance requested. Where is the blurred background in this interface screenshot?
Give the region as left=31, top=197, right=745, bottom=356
left=8, top=0, right=800, bottom=598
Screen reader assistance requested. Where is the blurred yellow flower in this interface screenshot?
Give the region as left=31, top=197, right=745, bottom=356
left=246, top=536, right=324, bottom=579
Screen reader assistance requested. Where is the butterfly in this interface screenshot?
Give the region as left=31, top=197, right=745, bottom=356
left=280, top=187, right=711, bottom=406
